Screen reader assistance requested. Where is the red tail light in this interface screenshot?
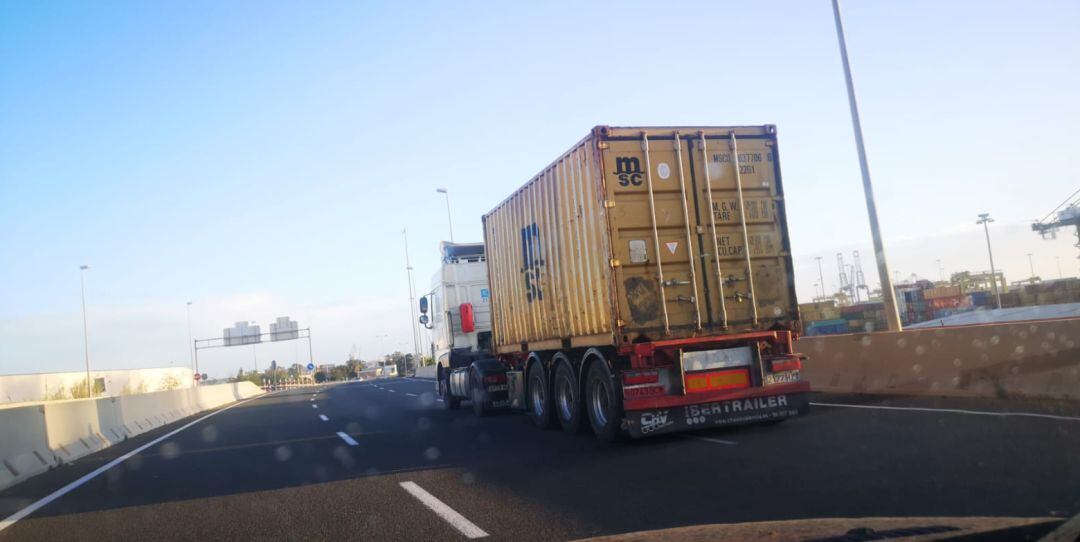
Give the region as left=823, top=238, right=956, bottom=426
left=770, top=359, right=802, bottom=373
left=622, top=370, right=659, bottom=386
left=483, top=374, right=507, bottom=384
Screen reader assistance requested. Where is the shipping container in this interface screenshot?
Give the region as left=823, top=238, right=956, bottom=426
left=482, top=125, right=798, bottom=354
left=923, top=285, right=963, bottom=300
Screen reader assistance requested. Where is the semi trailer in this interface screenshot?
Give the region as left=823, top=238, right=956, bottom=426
left=420, top=125, right=809, bottom=440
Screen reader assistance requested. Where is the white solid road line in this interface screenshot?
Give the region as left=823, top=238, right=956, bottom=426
left=336, top=432, right=359, bottom=446
left=399, top=481, right=489, bottom=539
left=694, top=437, right=738, bottom=445
left=319, top=414, right=329, bottom=421
left=0, top=394, right=264, bottom=534
left=810, top=402, right=1080, bottom=422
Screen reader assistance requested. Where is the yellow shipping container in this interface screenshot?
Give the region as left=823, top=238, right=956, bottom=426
left=483, top=126, right=799, bottom=354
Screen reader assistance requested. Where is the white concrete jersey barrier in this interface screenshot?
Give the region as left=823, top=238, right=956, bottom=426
left=414, top=365, right=437, bottom=380
left=0, top=382, right=263, bottom=491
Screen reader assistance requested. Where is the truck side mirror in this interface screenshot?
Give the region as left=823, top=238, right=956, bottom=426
left=419, top=296, right=429, bottom=314
left=419, top=314, right=429, bottom=325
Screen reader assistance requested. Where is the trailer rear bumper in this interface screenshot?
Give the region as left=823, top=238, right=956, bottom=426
left=622, top=382, right=810, bottom=438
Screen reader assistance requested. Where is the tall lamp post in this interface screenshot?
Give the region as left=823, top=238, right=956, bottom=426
left=977, top=213, right=1002, bottom=309
left=403, top=228, right=422, bottom=373
left=436, top=188, right=454, bottom=243
left=1026, top=253, right=1036, bottom=279
left=814, top=256, right=826, bottom=300
left=79, top=265, right=93, bottom=398
left=831, top=0, right=902, bottom=331
left=186, top=301, right=195, bottom=383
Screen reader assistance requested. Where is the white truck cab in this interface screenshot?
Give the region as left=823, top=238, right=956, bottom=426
left=420, top=242, right=492, bottom=369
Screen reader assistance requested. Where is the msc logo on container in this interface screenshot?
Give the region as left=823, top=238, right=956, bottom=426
left=614, top=156, right=643, bottom=187
left=519, top=222, right=544, bottom=303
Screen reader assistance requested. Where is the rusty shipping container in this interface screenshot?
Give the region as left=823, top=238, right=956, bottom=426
left=482, top=125, right=799, bottom=355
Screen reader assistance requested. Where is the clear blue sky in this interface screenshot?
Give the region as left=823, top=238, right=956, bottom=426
left=2, top=1, right=1077, bottom=377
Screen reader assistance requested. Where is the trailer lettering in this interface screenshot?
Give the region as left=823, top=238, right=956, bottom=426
left=519, top=222, right=544, bottom=302
left=614, top=156, right=643, bottom=187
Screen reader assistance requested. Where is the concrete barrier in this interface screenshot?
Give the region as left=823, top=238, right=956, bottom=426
left=414, top=365, right=437, bottom=380
left=799, top=318, right=1080, bottom=400
left=0, top=382, right=263, bottom=491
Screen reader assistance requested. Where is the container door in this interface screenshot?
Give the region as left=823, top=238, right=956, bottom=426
left=603, top=128, right=796, bottom=341
left=604, top=130, right=706, bottom=339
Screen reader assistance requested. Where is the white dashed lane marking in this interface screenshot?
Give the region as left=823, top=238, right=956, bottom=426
left=319, top=414, right=329, bottom=421
left=336, top=432, right=358, bottom=446
left=399, top=481, right=488, bottom=538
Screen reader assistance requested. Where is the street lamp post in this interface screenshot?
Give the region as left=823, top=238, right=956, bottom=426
left=815, top=257, right=826, bottom=300
left=186, top=301, right=195, bottom=383
left=403, top=228, right=422, bottom=373
left=1026, top=253, right=1036, bottom=279
left=977, top=213, right=1002, bottom=309
left=831, top=0, right=902, bottom=332
left=436, top=188, right=454, bottom=243
left=79, top=265, right=93, bottom=398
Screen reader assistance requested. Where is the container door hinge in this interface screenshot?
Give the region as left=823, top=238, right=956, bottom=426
left=609, top=258, right=621, bottom=268
left=604, top=200, right=616, bottom=209
left=597, top=141, right=609, bottom=150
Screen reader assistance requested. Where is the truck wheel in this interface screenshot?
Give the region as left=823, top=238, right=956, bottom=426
left=527, top=362, right=553, bottom=429
left=585, top=360, right=623, bottom=442
left=471, top=372, right=488, bottom=417
left=438, top=376, right=459, bottom=410
left=554, top=361, right=584, bottom=434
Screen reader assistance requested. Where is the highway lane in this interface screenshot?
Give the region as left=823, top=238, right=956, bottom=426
left=1, top=378, right=1077, bottom=541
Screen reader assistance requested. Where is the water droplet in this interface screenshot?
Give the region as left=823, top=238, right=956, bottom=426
left=424, top=447, right=441, bottom=460
left=160, top=442, right=180, bottom=460
left=201, top=425, right=218, bottom=443
left=419, top=392, right=435, bottom=407
left=417, top=417, right=432, bottom=431
left=860, top=336, right=872, bottom=347
left=990, top=335, right=1000, bottom=345
left=346, top=422, right=362, bottom=434
left=896, top=338, right=907, bottom=348
left=1014, top=345, right=1025, bottom=356
left=274, top=445, right=292, bottom=462
left=461, top=471, right=476, bottom=484
left=912, top=364, right=923, bottom=375
left=952, top=358, right=962, bottom=368
left=914, top=345, right=926, bottom=356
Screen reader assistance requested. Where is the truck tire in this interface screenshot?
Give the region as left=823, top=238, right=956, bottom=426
left=527, top=362, right=553, bottom=429
left=471, top=372, right=488, bottom=417
left=554, top=361, right=584, bottom=434
left=438, top=375, right=459, bottom=410
left=585, top=360, right=623, bottom=442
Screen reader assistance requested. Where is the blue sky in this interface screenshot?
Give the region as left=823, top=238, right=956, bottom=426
left=1, top=1, right=1078, bottom=377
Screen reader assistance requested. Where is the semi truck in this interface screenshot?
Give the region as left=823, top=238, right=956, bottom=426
left=419, top=125, right=809, bottom=441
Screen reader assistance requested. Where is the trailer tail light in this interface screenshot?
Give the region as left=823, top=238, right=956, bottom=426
left=483, top=373, right=507, bottom=385
left=622, top=370, right=660, bottom=386
left=459, top=303, right=475, bottom=333
left=770, top=358, right=802, bottom=373
left=684, top=368, right=750, bottom=393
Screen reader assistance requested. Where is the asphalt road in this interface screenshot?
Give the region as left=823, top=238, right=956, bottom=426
left=0, top=379, right=1077, bottom=541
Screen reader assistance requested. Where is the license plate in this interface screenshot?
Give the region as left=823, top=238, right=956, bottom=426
left=764, top=371, right=800, bottom=385
left=491, top=399, right=510, bottom=408
left=486, top=384, right=508, bottom=392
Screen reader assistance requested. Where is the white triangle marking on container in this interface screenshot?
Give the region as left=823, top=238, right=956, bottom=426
left=666, top=241, right=678, bottom=254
